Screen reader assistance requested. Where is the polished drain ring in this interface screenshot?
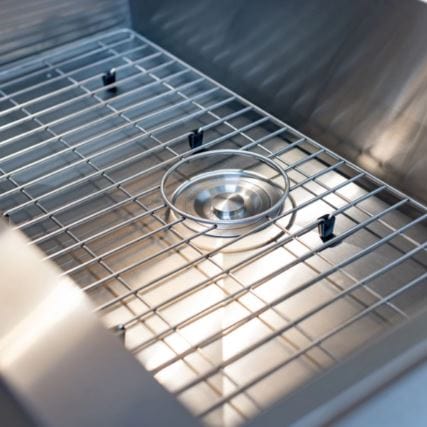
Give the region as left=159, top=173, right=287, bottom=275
left=161, top=149, right=290, bottom=241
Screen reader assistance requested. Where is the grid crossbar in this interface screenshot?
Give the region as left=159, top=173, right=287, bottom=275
left=1, top=29, right=426, bottom=427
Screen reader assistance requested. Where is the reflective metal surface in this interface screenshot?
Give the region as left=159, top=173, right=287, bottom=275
left=172, top=171, right=283, bottom=226
left=0, top=28, right=425, bottom=426
left=161, top=149, right=289, bottom=236
left=0, top=220, right=200, bottom=427
left=0, top=0, right=129, bottom=68
left=0, top=379, right=38, bottom=427
left=130, top=0, right=427, bottom=204
left=248, top=303, right=427, bottom=427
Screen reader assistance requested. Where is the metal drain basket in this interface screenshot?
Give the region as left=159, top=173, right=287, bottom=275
left=161, top=149, right=290, bottom=236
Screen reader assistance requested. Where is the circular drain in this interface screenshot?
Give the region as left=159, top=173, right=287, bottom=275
left=161, top=149, right=291, bottom=251
left=167, top=196, right=295, bottom=253
left=212, top=193, right=245, bottom=220
left=170, top=169, right=285, bottom=236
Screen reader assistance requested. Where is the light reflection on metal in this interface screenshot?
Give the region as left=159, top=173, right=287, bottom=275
left=0, top=281, right=84, bottom=370
left=130, top=0, right=427, bottom=203
left=0, top=221, right=199, bottom=427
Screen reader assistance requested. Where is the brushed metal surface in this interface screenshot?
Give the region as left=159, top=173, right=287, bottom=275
left=0, top=379, right=38, bottom=427
left=130, top=0, right=427, bottom=204
left=248, top=303, right=427, bottom=427
left=0, top=0, right=130, bottom=68
left=0, top=220, right=200, bottom=427
left=0, top=27, right=426, bottom=426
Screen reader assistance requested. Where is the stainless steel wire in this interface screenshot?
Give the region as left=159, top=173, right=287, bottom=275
left=1, top=29, right=426, bottom=426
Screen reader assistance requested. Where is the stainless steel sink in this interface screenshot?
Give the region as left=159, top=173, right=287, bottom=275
left=0, top=20, right=426, bottom=427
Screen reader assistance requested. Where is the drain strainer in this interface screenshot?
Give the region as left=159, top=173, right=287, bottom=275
left=161, top=149, right=291, bottom=250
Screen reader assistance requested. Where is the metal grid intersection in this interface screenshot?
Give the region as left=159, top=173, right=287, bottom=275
left=0, top=29, right=426, bottom=426
left=0, top=0, right=129, bottom=67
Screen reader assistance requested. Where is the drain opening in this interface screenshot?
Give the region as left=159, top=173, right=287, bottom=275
left=161, top=150, right=292, bottom=250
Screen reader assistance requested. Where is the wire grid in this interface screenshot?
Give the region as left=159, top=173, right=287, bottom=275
left=0, top=0, right=129, bottom=67
left=0, top=29, right=426, bottom=426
